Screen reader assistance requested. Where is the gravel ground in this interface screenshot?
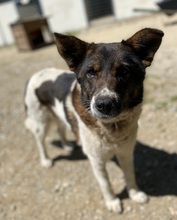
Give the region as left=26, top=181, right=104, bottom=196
left=1, top=14, right=177, bottom=220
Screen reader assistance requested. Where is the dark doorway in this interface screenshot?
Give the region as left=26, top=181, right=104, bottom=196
left=84, top=0, right=113, bottom=21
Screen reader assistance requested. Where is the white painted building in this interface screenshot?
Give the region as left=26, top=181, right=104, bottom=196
left=112, top=0, right=157, bottom=20
left=39, top=0, right=88, bottom=33
left=0, top=1, right=19, bottom=46
left=0, top=0, right=159, bottom=46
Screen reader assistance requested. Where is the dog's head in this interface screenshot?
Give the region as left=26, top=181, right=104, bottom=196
left=54, top=28, right=164, bottom=122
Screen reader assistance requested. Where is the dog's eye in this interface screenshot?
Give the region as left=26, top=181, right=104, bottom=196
left=86, top=70, right=96, bottom=78
left=116, top=66, right=129, bottom=80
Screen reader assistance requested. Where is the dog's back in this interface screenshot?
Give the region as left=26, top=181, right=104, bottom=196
left=24, top=68, right=76, bottom=167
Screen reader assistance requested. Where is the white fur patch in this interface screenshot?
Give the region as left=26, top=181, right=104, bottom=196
left=51, top=98, right=70, bottom=129
left=106, top=198, right=122, bottom=213
left=129, top=189, right=149, bottom=204
left=99, top=88, right=119, bottom=100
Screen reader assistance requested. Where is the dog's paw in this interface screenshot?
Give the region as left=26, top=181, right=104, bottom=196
left=129, top=189, right=149, bottom=204
left=41, top=158, right=53, bottom=168
left=106, top=198, right=122, bottom=213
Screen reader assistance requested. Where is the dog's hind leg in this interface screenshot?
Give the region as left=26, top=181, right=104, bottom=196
left=89, top=158, right=122, bottom=213
left=116, top=142, right=148, bottom=204
left=25, top=117, right=53, bottom=168
left=57, top=120, right=74, bottom=152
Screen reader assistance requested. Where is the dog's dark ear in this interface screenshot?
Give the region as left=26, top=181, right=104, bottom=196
left=122, top=28, right=164, bottom=67
left=54, top=33, right=88, bottom=71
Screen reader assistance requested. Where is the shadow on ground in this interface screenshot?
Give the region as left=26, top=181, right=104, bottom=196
left=51, top=139, right=177, bottom=198
left=52, top=140, right=87, bottom=161
left=135, top=141, right=177, bottom=197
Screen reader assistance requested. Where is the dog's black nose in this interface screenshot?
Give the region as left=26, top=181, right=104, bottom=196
left=95, top=98, right=115, bottom=115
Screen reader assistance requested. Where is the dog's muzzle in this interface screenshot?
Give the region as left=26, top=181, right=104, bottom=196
left=91, top=96, right=121, bottom=119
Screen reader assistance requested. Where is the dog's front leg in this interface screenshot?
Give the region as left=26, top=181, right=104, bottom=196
left=89, top=158, right=122, bottom=213
left=116, top=143, right=148, bottom=204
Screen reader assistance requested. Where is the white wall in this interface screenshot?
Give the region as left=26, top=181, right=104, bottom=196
left=0, top=0, right=159, bottom=46
left=39, top=0, right=88, bottom=33
left=112, top=0, right=158, bottom=20
left=0, top=1, right=19, bottom=46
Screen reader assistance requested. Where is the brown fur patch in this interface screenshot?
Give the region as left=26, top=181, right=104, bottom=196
left=72, top=84, right=97, bottom=128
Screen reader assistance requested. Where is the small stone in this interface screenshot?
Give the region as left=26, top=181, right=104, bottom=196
left=125, top=206, right=132, bottom=213
left=63, top=182, right=70, bottom=188
left=11, top=205, right=17, bottom=211
left=53, top=183, right=61, bottom=193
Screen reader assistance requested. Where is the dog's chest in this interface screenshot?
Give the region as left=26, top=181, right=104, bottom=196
left=97, top=121, right=131, bottom=144
left=79, top=118, right=135, bottom=160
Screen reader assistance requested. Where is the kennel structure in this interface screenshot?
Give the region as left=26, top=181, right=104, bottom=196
left=11, top=17, right=53, bottom=51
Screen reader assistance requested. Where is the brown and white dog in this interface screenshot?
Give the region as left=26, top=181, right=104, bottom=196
left=24, top=28, right=164, bottom=213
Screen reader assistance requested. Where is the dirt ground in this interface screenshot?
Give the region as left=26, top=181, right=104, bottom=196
left=1, top=14, right=177, bottom=220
